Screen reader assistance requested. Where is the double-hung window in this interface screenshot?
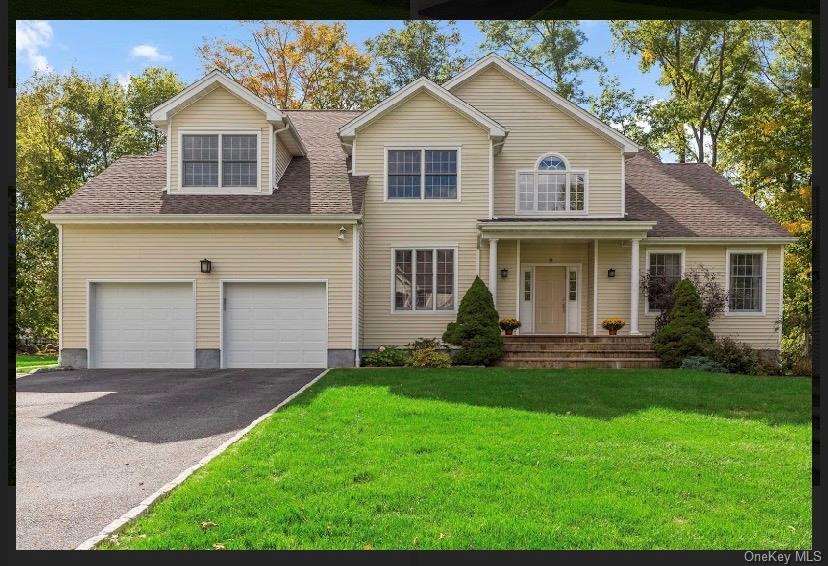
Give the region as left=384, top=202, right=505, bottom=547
left=181, top=133, right=258, bottom=188
left=393, top=248, right=456, bottom=311
left=387, top=148, right=459, bottom=200
left=647, top=252, right=683, bottom=310
left=728, top=252, right=765, bottom=313
left=516, top=153, right=587, bottom=214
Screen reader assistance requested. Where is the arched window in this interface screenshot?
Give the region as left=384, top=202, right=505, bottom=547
left=516, top=153, right=587, bottom=214
left=536, top=154, right=568, bottom=171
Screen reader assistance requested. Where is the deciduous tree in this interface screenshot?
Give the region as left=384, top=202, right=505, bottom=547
left=199, top=20, right=385, bottom=110
left=365, top=20, right=468, bottom=90
left=477, top=20, right=605, bottom=104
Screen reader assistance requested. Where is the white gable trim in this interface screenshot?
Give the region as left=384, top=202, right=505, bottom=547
left=444, top=54, right=640, bottom=155
left=338, top=77, right=507, bottom=140
left=150, top=70, right=284, bottom=126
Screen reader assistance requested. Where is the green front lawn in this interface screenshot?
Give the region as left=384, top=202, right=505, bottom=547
left=15, top=354, right=58, bottom=374
left=102, top=368, right=811, bottom=550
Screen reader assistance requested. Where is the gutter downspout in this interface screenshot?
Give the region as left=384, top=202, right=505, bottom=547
left=272, top=121, right=290, bottom=191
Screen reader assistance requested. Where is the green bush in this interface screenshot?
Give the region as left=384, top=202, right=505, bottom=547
left=408, top=347, right=452, bottom=368
left=442, top=276, right=504, bottom=366
left=653, top=279, right=715, bottom=368
left=362, top=346, right=410, bottom=367
left=679, top=356, right=728, bottom=373
left=408, top=337, right=441, bottom=351
left=755, top=356, right=784, bottom=376
left=706, top=337, right=759, bottom=375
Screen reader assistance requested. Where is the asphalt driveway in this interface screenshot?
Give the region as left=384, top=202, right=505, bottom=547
left=15, top=368, right=323, bottom=550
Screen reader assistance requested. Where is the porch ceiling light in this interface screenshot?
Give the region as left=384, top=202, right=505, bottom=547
left=200, top=258, right=212, bottom=274
left=500, top=268, right=509, bottom=279
left=607, top=268, right=616, bottom=278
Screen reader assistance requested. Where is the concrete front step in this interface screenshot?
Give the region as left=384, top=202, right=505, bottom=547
left=504, top=343, right=655, bottom=353
left=502, top=350, right=660, bottom=360
left=495, top=358, right=662, bottom=369
left=505, top=335, right=652, bottom=344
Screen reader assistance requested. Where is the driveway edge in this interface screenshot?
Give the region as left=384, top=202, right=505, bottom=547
left=75, top=368, right=330, bottom=550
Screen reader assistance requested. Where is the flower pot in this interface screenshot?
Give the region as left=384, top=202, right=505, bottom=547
left=504, top=328, right=513, bottom=336
left=608, top=329, right=618, bottom=336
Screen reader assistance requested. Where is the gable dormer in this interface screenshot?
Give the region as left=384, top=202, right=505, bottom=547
left=446, top=55, right=639, bottom=219
left=151, top=70, right=305, bottom=195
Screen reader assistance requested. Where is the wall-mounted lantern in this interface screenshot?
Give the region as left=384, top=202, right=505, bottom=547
left=607, top=268, right=616, bottom=278
left=500, top=268, right=509, bottom=279
left=200, top=258, right=212, bottom=274
left=338, top=226, right=347, bottom=241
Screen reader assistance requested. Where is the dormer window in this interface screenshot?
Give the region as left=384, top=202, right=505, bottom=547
left=180, top=131, right=259, bottom=190
left=515, top=153, right=587, bottom=215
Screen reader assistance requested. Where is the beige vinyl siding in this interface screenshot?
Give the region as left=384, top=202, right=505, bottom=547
left=354, top=90, right=491, bottom=348
left=638, top=244, right=782, bottom=349
left=169, top=85, right=271, bottom=192
left=595, top=240, right=633, bottom=335
left=61, top=224, right=353, bottom=350
left=451, top=66, right=624, bottom=218
left=273, top=136, right=292, bottom=186
left=358, top=222, right=365, bottom=349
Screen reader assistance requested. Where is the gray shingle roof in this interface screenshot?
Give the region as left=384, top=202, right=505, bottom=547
left=624, top=152, right=791, bottom=238
left=49, top=110, right=366, bottom=216
left=48, top=110, right=790, bottom=239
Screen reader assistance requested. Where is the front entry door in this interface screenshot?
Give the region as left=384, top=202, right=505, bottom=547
left=534, top=266, right=567, bottom=333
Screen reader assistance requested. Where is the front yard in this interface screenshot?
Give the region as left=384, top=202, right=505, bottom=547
left=15, top=355, right=58, bottom=374
left=102, top=368, right=811, bottom=550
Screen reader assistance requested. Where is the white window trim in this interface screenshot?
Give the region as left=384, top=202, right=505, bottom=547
left=514, top=153, right=589, bottom=216
left=644, top=248, right=686, bottom=316
left=177, top=128, right=263, bottom=194
left=383, top=145, right=462, bottom=202
left=725, top=248, right=768, bottom=316
left=390, top=245, right=459, bottom=314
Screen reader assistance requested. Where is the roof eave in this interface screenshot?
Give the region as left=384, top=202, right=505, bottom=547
left=337, top=77, right=507, bottom=140
left=150, top=70, right=285, bottom=128
left=444, top=54, right=640, bottom=154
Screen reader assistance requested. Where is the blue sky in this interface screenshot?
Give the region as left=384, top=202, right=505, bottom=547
left=15, top=20, right=669, bottom=101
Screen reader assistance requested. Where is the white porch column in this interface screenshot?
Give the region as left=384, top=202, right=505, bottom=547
left=488, top=238, right=498, bottom=307
left=630, top=238, right=641, bottom=335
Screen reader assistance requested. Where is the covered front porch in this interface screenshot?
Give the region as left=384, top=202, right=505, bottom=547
left=478, top=219, right=656, bottom=337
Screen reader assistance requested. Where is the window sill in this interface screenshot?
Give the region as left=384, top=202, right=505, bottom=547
left=724, top=311, right=767, bottom=317
left=385, top=198, right=462, bottom=203
left=391, top=309, right=458, bottom=315
left=170, top=186, right=268, bottom=195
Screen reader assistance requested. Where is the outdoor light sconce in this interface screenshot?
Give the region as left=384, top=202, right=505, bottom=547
left=607, top=268, right=616, bottom=278
left=338, top=226, right=347, bottom=241
left=500, top=268, right=509, bottom=279
left=200, top=258, right=212, bottom=274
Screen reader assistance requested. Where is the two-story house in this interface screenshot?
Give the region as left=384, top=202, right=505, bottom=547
left=46, top=54, right=795, bottom=369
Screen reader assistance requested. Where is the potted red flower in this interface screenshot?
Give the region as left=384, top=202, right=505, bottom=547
left=499, top=318, right=522, bottom=336
left=601, top=318, right=626, bottom=336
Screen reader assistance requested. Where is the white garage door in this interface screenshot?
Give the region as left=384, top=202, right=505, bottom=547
left=223, top=282, right=327, bottom=368
left=90, top=282, right=195, bottom=368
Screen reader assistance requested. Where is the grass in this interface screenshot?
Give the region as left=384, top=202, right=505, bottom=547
left=101, top=368, right=811, bottom=550
left=15, top=354, right=58, bottom=374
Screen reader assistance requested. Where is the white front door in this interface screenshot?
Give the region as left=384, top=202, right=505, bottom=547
left=222, top=282, right=327, bottom=368
left=90, top=282, right=195, bottom=368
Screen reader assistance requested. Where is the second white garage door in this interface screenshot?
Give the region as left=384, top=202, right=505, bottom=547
left=222, top=282, right=328, bottom=368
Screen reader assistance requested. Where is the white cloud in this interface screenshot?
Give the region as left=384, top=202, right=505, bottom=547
left=116, top=72, right=132, bottom=90
left=16, top=20, right=53, bottom=72
left=129, top=44, right=171, bottom=62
